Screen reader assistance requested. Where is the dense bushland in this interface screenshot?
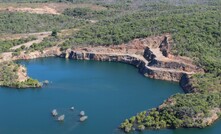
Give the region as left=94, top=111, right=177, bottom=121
left=0, top=12, right=86, bottom=34
left=63, top=7, right=117, bottom=20
left=120, top=93, right=221, bottom=131
left=66, top=5, right=220, bottom=73
left=0, top=36, right=36, bottom=53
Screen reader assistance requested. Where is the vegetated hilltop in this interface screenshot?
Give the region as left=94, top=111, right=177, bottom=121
left=0, top=0, right=220, bottom=132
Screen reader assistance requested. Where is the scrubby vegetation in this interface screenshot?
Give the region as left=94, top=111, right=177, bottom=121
left=0, top=36, right=36, bottom=53
left=190, top=73, right=221, bottom=93
left=0, top=12, right=86, bottom=34
left=14, top=78, right=41, bottom=88
left=121, top=93, right=221, bottom=131
left=0, top=0, right=66, bottom=2
left=28, top=36, right=59, bottom=52
left=66, top=6, right=221, bottom=72
left=0, top=62, right=41, bottom=88
left=63, top=7, right=117, bottom=20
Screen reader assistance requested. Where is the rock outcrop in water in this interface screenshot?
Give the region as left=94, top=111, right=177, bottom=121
left=80, top=116, right=88, bottom=122
left=57, top=115, right=65, bottom=121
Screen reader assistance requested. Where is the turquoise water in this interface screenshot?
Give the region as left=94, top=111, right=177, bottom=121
left=0, top=57, right=220, bottom=134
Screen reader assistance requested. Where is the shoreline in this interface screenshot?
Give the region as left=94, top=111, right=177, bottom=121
left=0, top=46, right=212, bottom=132
left=0, top=44, right=198, bottom=92
left=0, top=35, right=202, bottom=90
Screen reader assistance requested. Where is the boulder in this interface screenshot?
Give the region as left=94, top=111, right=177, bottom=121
left=80, top=116, right=88, bottom=122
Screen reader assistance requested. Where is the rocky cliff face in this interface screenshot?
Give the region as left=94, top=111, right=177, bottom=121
left=10, top=34, right=198, bottom=83
left=60, top=50, right=186, bottom=82
left=179, top=74, right=206, bottom=93
left=140, top=66, right=184, bottom=82
left=143, top=47, right=156, bottom=62
left=148, top=59, right=200, bottom=72
left=58, top=34, right=202, bottom=82
left=16, top=47, right=61, bottom=60
left=143, top=47, right=201, bottom=72
left=0, top=34, right=201, bottom=85
left=0, top=46, right=61, bottom=62
left=159, top=36, right=170, bottom=57
left=179, top=74, right=194, bottom=93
